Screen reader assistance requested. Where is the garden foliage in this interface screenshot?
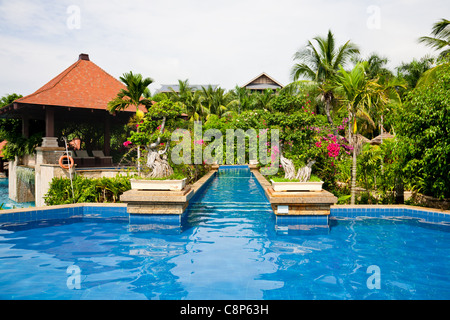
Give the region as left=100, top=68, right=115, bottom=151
left=396, top=63, right=450, bottom=199
left=44, top=175, right=131, bottom=205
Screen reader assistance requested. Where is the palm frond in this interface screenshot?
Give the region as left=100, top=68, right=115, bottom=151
left=418, top=36, right=450, bottom=50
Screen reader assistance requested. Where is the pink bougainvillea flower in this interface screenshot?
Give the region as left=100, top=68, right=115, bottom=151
left=123, top=141, right=132, bottom=147
left=194, top=139, right=205, bottom=145
left=327, top=143, right=340, bottom=158
left=315, top=141, right=322, bottom=148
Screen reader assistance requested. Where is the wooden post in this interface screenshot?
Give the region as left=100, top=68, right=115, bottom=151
left=41, top=107, right=58, bottom=148
left=45, top=107, right=55, bottom=137
left=22, top=113, right=29, bottom=138
left=104, top=113, right=111, bottom=156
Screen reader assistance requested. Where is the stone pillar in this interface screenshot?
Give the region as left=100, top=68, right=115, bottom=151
left=8, top=157, right=18, bottom=201
left=34, top=146, right=67, bottom=207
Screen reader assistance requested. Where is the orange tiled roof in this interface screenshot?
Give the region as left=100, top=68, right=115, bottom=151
left=16, top=54, right=142, bottom=112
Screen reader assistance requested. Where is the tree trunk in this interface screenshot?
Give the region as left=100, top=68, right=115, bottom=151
left=295, top=160, right=316, bottom=182
left=146, top=149, right=173, bottom=178
left=395, top=178, right=404, bottom=204
left=280, top=155, right=296, bottom=180
left=350, top=133, right=357, bottom=205
left=143, top=116, right=174, bottom=178
left=137, top=146, right=141, bottom=175
left=324, top=97, right=334, bottom=127
left=280, top=155, right=315, bottom=182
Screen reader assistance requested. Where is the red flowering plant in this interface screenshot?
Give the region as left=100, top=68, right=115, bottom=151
left=309, top=120, right=353, bottom=189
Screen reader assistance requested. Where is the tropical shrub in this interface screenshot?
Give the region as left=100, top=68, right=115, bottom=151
left=396, top=63, right=450, bottom=199
left=270, top=91, right=311, bottom=113
left=44, top=175, right=131, bottom=205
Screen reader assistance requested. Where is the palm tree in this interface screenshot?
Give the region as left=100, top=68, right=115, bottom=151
left=107, top=71, right=154, bottom=173
left=107, top=71, right=153, bottom=113
left=168, top=80, right=209, bottom=122
left=396, top=56, right=435, bottom=89
left=228, top=86, right=255, bottom=114
left=352, top=53, right=393, bottom=81
left=335, top=62, right=392, bottom=204
left=253, top=89, right=275, bottom=111
left=419, top=18, right=450, bottom=60
left=200, top=86, right=231, bottom=118
left=291, top=30, right=360, bottom=126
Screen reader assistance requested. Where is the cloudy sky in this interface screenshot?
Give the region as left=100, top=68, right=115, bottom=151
left=0, top=0, right=448, bottom=97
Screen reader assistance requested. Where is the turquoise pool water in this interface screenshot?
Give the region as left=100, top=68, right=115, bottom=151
left=0, top=168, right=449, bottom=299
left=0, top=179, right=35, bottom=210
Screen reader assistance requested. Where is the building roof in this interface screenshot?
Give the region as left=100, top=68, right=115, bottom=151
left=12, top=54, right=136, bottom=112
left=370, top=132, right=395, bottom=145
left=241, top=72, right=283, bottom=90
left=157, top=84, right=219, bottom=93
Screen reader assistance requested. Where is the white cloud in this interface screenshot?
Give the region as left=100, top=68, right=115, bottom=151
left=0, top=0, right=446, bottom=97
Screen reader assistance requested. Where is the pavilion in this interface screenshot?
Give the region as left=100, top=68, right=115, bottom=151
left=0, top=53, right=139, bottom=156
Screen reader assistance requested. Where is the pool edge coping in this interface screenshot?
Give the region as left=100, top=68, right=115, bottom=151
left=1, top=167, right=449, bottom=221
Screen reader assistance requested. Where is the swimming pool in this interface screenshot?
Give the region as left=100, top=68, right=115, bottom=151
left=0, top=168, right=449, bottom=300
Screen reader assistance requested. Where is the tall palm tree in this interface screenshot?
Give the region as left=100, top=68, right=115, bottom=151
left=168, top=79, right=209, bottom=122
left=291, top=30, right=360, bottom=126
left=107, top=71, right=153, bottom=173
left=107, top=71, right=153, bottom=113
left=419, top=18, right=450, bottom=60
left=200, top=86, right=231, bottom=118
left=228, top=86, right=255, bottom=114
left=335, top=62, right=391, bottom=204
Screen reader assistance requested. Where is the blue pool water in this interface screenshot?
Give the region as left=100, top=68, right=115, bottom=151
left=0, top=168, right=449, bottom=299
left=0, top=179, right=35, bottom=210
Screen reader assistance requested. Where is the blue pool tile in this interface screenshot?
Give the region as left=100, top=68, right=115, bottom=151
left=0, top=214, right=7, bottom=223
left=129, top=214, right=181, bottom=225
left=276, top=215, right=328, bottom=226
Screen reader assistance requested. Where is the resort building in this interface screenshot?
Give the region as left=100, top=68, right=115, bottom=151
left=0, top=53, right=140, bottom=206
left=241, top=72, right=284, bottom=92
left=0, top=53, right=138, bottom=154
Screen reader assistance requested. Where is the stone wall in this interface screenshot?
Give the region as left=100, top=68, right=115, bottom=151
left=409, top=192, right=450, bottom=210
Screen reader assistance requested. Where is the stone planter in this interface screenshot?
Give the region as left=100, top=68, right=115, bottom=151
left=130, top=178, right=187, bottom=191
left=270, top=180, right=324, bottom=192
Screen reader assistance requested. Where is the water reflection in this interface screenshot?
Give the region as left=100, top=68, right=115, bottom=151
left=165, top=167, right=284, bottom=299
left=275, top=223, right=330, bottom=236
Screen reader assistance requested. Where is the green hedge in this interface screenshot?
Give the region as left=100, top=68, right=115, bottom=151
left=44, top=175, right=131, bottom=206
